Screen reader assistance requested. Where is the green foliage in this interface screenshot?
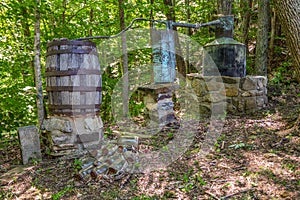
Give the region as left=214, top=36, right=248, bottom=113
left=228, top=142, right=246, bottom=149
left=51, top=186, right=73, bottom=200
left=101, top=73, right=119, bottom=122
left=270, top=61, right=292, bottom=85
left=0, top=187, right=15, bottom=199
left=0, top=0, right=293, bottom=137
left=73, top=159, right=83, bottom=171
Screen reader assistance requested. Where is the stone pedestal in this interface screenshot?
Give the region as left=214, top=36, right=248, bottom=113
left=42, top=115, right=103, bottom=155
left=138, top=83, right=179, bottom=127
left=187, top=74, right=268, bottom=115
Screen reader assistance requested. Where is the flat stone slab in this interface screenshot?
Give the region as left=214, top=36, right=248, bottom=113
left=139, top=83, right=179, bottom=94
left=18, top=126, right=42, bottom=165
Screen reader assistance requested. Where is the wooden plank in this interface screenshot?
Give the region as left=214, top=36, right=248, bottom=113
left=60, top=44, right=69, bottom=106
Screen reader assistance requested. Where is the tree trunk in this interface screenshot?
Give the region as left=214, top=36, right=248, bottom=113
left=118, top=0, right=129, bottom=119
left=34, top=0, right=44, bottom=128
left=254, top=0, right=270, bottom=76
left=240, top=0, right=252, bottom=52
left=216, top=0, right=233, bottom=38
left=268, top=6, right=276, bottom=70
left=89, top=8, right=93, bottom=36
left=163, top=0, right=186, bottom=78
left=185, top=0, right=192, bottom=74
left=273, top=0, right=300, bottom=83
left=217, top=0, right=232, bottom=14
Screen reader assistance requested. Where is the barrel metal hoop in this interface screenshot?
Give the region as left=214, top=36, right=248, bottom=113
left=45, top=69, right=101, bottom=77
left=49, top=110, right=101, bottom=116
left=46, top=48, right=98, bottom=57
left=46, top=86, right=102, bottom=92
left=48, top=104, right=101, bottom=109
left=47, top=40, right=96, bottom=48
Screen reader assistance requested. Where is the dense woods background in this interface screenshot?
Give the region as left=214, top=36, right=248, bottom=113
left=0, top=0, right=298, bottom=134
left=1, top=1, right=299, bottom=199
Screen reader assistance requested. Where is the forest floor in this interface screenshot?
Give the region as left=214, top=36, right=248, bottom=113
left=0, top=81, right=299, bottom=200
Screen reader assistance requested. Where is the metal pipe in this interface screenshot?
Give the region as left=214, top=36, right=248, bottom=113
left=171, top=19, right=222, bottom=29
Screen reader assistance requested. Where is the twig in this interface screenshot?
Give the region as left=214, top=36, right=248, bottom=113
left=220, top=188, right=253, bottom=199
left=205, top=191, right=220, bottom=200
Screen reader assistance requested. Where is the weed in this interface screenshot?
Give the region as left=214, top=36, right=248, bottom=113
left=182, top=183, right=194, bottom=192
left=167, top=132, right=173, bottom=139
left=73, top=159, right=83, bottom=171
left=0, top=188, right=15, bottom=199
left=195, top=175, right=206, bottom=186
left=282, top=159, right=297, bottom=172
left=52, top=186, right=73, bottom=200
left=228, top=142, right=246, bottom=149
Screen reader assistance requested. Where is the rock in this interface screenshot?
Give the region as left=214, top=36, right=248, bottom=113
left=245, top=97, right=257, bottom=110
left=206, top=80, right=224, bottom=91
left=52, top=134, right=70, bottom=143
left=222, top=76, right=240, bottom=84
left=211, top=102, right=227, bottom=116
left=256, top=96, right=266, bottom=107
left=77, top=132, right=101, bottom=143
left=43, top=117, right=72, bottom=133
left=84, top=117, right=103, bottom=132
left=190, top=78, right=207, bottom=97
left=241, top=77, right=257, bottom=90
left=241, top=90, right=257, bottom=97
left=18, top=126, right=42, bottom=165
left=225, top=87, right=239, bottom=97
left=199, top=103, right=211, bottom=116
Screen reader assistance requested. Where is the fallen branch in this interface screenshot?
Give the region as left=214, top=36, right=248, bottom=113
left=205, top=191, right=220, bottom=200
left=220, top=188, right=253, bottom=199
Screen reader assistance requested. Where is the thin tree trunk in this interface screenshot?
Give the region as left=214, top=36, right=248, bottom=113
left=216, top=0, right=233, bottom=38
left=254, top=0, right=270, bottom=76
left=118, top=0, right=129, bottom=119
left=185, top=0, right=192, bottom=74
left=217, top=0, right=232, bottom=14
left=241, top=0, right=252, bottom=52
left=268, top=6, right=276, bottom=71
left=274, top=0, right=300, bottom=83
left=34, top=0, right=44, bottom=128
left=89, top=8, right=93, bottom=36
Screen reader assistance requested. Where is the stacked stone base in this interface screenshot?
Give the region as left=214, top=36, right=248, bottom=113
left=139, top=83, right=178, bottom=127
left=43, top=115, right=103, bottom=155
left=187, top=74, right=268, bottom=116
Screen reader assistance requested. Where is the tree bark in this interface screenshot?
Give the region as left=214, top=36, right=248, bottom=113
left=34, top=0, right=44, bottom=128
left=273, top=0, right=300, bottom=82
left=118, top=0, right=129, bottom=119
left=216, top=0, right=233, bottom=38
left=254, top=0, right=270, bottom=76
left=240, top=0, right=253, bottom=52
left=217, top=0, right=232, bottom=14
left=185, top=0, right=192, bottom=74
left=268, top=6, right=276, bottom=70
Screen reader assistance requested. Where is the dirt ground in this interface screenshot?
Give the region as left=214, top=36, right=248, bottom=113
left=0, top=82, right=299, bottom=200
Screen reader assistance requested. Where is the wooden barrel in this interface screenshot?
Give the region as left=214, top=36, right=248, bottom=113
left=45, top=39, right=102, bottom=116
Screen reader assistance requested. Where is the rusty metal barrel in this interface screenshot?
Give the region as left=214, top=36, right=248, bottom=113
left=204, top=37, right=246, bottom=77
left=45, top=39, right=102, bottom=116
